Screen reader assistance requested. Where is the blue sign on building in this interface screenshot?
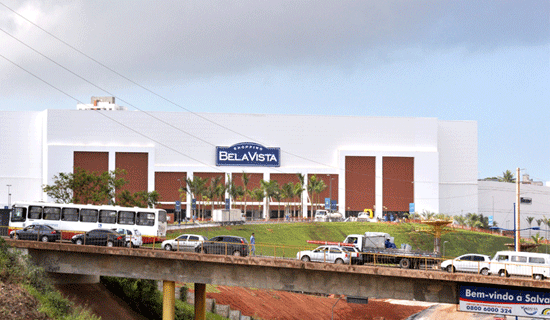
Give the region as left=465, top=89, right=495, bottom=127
left=175, top=200, right=181, bottom=211
left=216, top=142, right=280, bottom=167
left=225, top=198, right=230, bottom=210
left=325, top=198, right=331, bottom=210
left=409, top=203, right=415, bottom=213
left=331, top=200, right=337, bottom=211
left=192, top=199, right=196, bottom=210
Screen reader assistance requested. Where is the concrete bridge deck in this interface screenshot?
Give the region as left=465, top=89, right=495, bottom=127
left=7, top=239, right=550, bottom=303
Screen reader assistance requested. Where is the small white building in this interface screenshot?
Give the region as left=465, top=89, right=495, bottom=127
left=478, top=178, right=550, bottom=239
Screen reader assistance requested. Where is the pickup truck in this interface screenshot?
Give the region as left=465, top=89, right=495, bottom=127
left=309, top=232, right=438, bottom=269
left=314, top=209, right=343, bottom=222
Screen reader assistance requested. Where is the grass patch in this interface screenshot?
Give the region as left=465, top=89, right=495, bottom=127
left=166, top=221, right=538, bottom=258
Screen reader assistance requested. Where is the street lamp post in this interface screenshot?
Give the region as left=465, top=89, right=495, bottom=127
left=7, top=185, right=11, bottom=208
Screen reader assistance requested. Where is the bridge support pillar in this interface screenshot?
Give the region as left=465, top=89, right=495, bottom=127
left=162, top=280, right=175, bottom=320
left=194, top=283, right=206, bottom=320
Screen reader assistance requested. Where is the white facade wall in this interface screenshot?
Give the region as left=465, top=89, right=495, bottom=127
left=1, top=109, right=478, bottom=218
left=0, top=111, right=45, bottom=205
left=437, top=120, right=479, bottom=216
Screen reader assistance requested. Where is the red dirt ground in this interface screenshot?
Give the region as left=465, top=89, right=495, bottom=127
left=202, top=286, right=431, bottom=320
left=53, top=283, right=493, bottom=320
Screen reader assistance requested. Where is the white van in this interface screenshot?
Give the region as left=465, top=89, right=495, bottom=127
left=489, top=251, right=550, bottom=280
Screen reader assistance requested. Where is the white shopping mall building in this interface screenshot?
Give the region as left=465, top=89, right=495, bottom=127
left=1, top=97, right=481, bottom=221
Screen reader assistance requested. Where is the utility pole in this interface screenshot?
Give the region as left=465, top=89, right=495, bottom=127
left=515, top=167, right=520, bottom=252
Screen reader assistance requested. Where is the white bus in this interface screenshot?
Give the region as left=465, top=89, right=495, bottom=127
left=9, top=201, right=167, bottom=242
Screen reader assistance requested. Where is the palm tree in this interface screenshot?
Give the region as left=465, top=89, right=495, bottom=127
left=250, top=187, right=265, bottom=219
left=193, top=177, right=207, bottom=220
left=453, top=215, right=466, bottom=226
left=421, top=210, right=436, bottom=221
left=226, top=174, right=243, bottom=210
left=526, top=216, right=534, bottom=237
left=293, top=181, right=305, bottom=218
left=465, top=213, right=489, bottom=229
left=241, top=171, right=250, bottom=216
left=295, top=174, right=306, bottom=218
left=498, top=170, right=516, bottom=183
left=281, top=182, right=295, bottom=219
left=182, top=176, right=207, bottom=220
left=313, top=179, right=327, bottom=212
left=531, top=233, right=545, bottom=252
left=203, top=178, right=218, bottom=218
left=260, top=179, right=280, bottom=220
left=307, top=175, right=318, bottom=217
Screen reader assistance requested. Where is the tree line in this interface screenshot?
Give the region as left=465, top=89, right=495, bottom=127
left=42, top=168, right=332, bottom=219
left=179, top=172, right=330, bottom=220
left=43, top=168, right=159, bottom=208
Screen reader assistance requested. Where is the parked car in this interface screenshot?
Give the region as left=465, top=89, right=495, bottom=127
left=297, top=245, right=351, bottom=264
left=441, top=253, right=491, bottom=275
left=489, top=251, right=550, bottom=280
left=10, top=224, right=61, bottom=242
left=195, top=235, right=249, bottom=256
left=162, top=234, right=208, bottom=251
left=112, top=228, right=143, bottom=248
left=71, top=229, right=126, bottom=247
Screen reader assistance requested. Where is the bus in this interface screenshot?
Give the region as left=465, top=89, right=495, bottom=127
left=9, top=201, right=167, bottom=242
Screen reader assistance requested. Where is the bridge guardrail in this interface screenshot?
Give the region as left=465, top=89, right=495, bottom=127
left=4, top=225, right=550, bottom=280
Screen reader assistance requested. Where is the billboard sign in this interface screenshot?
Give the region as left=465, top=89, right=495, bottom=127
left=216, top=142, right=280, bottom=167
left=460, top=285, right=550, bottom=318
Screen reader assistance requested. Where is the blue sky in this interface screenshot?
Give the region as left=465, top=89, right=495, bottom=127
left=0, top=1, right=548, bottom=181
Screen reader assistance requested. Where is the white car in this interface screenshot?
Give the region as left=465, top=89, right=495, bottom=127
left=441, top=253, right=491, bottom=275
left=112, top=228, right=143, bottom=248
left=162, top=234, right=208, bottom=251
left=297, top=245, right=351, bottom=264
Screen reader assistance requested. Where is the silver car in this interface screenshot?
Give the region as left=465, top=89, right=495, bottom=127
left=162, top=234, right=207, bottom=251
left=441, top=253, right=491, bottom=275
left=297, top=245, right=351, bottom=264
left=112, top=228, right=143, bottom=248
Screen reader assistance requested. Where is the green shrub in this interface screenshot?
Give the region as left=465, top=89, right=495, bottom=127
left=179, top=284, right=188, bottom=301
left=0, top=237, right=99, bottom=320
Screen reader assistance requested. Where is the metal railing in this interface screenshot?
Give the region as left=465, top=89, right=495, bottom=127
left=4, top=225, right=550, bottom=280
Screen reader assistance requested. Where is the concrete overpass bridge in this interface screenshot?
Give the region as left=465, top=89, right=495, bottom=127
left=7, top=239, right=550, bottom=320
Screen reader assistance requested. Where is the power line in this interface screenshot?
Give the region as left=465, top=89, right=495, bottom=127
left=0, top=2, right=482, bottom=186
